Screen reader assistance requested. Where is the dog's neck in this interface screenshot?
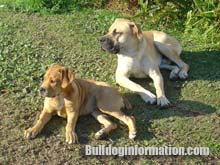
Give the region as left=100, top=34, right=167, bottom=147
left=61, top=82, right=75, bottom=100
left=61, top=79, right=86, bottom=103
left=117, top=38, right=146, bottom=57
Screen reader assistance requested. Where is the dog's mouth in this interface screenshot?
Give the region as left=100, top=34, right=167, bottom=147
left=40, top=92, right=55, bottom=98
left=44, top=94, right=56, bottom=98
left=99, top=36, right=120, bottom=54
left=39, top=89, right=57, bottom=98
left=100, top=43, right=120, bottom=54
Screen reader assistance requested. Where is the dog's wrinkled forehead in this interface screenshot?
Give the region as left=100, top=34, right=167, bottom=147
left=109, top=18, right=132, bottom=33
left=44, top=64, right=63, bottom=79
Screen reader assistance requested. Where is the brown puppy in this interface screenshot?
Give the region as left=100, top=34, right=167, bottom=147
left=24, top=64, right=136, bottom=143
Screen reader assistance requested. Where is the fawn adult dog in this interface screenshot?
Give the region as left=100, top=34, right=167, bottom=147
left=99, top=18, right=189, bottom=107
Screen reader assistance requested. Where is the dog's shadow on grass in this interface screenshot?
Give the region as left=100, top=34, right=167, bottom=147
left=41, top=50, right=219, bottom=143
left=122, top=50, right=220, bottom=141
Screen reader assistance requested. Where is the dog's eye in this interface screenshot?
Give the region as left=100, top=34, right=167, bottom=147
left=113, top=29, right=122, bottom=36
left=113, top=29, right=117, bottom=34
left=113, top=29, right=119, bottom=35
left=50, top=79, right=55, bottom=83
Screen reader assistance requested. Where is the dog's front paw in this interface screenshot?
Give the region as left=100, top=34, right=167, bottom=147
left=95, top=129, right=107, bottom=140
left=66, top=131, right=78, bottom=144
left=140, top=92, right=156, bottom=104
left=157, top=96, right=170, bottom=107
left=129, top=131, right=136, bottom=140
left=24, top=127, right=39, bottom=139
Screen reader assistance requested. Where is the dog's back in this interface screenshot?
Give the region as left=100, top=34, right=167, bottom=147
left=75, top=79, right=127, bottom=113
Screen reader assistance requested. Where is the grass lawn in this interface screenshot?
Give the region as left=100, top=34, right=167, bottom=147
left=0, top=8, right=220, bottom=164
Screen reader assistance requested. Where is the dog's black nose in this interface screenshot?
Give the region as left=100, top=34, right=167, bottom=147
left=39, top=87, right=46, bottom=95
left=99, top=37, right=106, bottom=43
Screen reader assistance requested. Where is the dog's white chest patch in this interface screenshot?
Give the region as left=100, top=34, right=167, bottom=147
left=130, top=60, right=146, bottom=78
left=117, top=54, right=148, bottom=78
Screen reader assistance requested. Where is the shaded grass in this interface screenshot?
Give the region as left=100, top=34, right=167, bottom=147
left=0, top=9, right=220, bottom=164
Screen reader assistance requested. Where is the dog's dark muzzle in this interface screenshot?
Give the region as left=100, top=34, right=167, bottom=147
left=99, top=37, right=120, bottom=54
left=39, top=87, right=47, bottom=96
left=39, top=87, right=55, bottom=97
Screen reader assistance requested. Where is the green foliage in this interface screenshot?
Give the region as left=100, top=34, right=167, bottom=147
left=0, top=0, right=107, bottom=13
left=41, top=0, right=74, bottom=13
left=0, top=0, right=43, bottom=12
left=185, top=0, right=220, bottom=36
left=70, top=0, right=107, bottom=10
left=135, top=0, right=192, bottom=22
left=135, top=0, right=220, bottom=46
left=0, top=0, right=219, bottom=39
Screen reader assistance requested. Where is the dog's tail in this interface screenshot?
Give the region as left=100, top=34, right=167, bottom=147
left=123, top=96, right=132, bottom=110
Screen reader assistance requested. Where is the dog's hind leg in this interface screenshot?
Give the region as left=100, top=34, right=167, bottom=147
left=160, top=63, right=180, bottom=80
left=155, top=42, right=189, bottom=79
left=99, top=109, right=136, bottom=140
left=91, top=110, right=117, bottom=140
left=95, top=86, right=136, bottom=139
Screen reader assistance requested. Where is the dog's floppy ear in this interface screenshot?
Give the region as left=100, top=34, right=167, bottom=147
left=61, top=67, right=74, bottom=89
left=129, top=22, right=143, bottom=40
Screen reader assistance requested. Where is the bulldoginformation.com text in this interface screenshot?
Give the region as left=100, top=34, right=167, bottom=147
left=85, top=145, right=209, bottom=156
